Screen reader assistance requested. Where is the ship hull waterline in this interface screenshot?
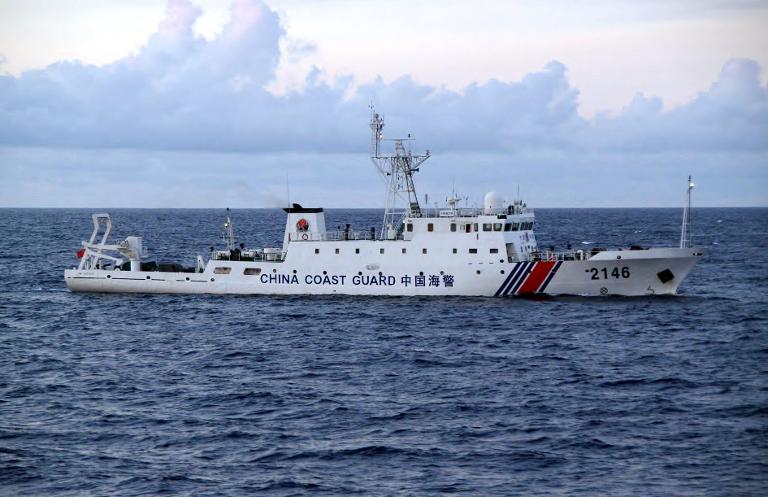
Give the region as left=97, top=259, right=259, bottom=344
left=64, top=248, right=701, bottom=297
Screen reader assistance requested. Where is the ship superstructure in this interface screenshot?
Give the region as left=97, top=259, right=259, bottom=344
left=64, top=110, right=703, bottom=297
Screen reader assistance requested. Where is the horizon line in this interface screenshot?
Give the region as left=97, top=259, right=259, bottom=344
left=1, top=205, right=766, bottom=210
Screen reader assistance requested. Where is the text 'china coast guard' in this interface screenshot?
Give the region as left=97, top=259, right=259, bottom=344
left=64, top=109, right=703, bottom=296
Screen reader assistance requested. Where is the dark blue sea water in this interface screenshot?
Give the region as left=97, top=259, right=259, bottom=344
left=1, top=208, right=767, bottom=496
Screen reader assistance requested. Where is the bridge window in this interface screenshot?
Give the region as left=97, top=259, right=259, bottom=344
left=493, top=223, right=502, bottom=231
left=315, top=248, right=320, bottom=254
left=335, top=248, right=340, bottom=254
left=428, top=223, right=434, bottom=232
left=452, top=248, right=457, bottom=254
left=243, top=268, right=261, bottom=275
left=450, top=223, right=456, bottom=232
left=380, top=248, right=385, bottom=254
left=406, top=223, right=413, bottom=232
left=402, top=248, right=407, bottom=254
left=355, top=248, right=360, bottom=254
left=214, top=267, right=231, bottom=274
left=422, top=248, right=427, bottom=254
left=465, top=224, right=471, bottom=233
left=490, top=248, right=499, bottom=254
left=483, top=224, right=492, bottom=231
left=469, top=248, right=477, bottom=254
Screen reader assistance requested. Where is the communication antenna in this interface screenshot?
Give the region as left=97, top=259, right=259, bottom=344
left=223, top=208, right=235, bottom=251
left=446, top=180, right=463, bottom=216
left=680, top=176, right=694, bottom=248
left=369, top=105, right=431, bottom=239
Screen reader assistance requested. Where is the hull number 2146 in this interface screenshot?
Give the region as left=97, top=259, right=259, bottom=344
left=589, top=267, right=630, bottom=280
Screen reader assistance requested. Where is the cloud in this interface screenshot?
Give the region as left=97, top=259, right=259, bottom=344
left=0, top=0, right=766, bottom=159
left=586, top=58, right=768, bottom=153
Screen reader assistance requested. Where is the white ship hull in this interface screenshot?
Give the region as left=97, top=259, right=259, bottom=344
left=65, top=247, right=701, bottom=297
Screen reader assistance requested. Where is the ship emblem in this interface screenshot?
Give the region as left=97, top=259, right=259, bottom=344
left=296, top=218, right=309, bottom=231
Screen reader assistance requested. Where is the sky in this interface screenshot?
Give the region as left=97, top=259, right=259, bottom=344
left=0, top=0, right=766, bottom=208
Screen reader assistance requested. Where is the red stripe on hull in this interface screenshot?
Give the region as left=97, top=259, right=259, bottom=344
left=516, top=261, right=556, bottom=294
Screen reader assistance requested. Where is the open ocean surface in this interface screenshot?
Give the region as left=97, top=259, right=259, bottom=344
left=1, top=207, right=767, bottom=497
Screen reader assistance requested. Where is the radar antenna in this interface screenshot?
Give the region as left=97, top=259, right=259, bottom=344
left=369, top=106, right=430, bottom=239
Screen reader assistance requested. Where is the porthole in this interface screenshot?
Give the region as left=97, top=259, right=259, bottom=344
left=419, top=271, right=424, bottom=276
left=210, top=278, right=215, bottom=282
left=185, top=277, right=190, bottom=281
left=106, top=275, right=111, bottom=279
left=500, top=270, right=505, bottom=274
left=358, top=271, right=363, bottom=275
left=293, top=269, right=297, bottom=274
left=476, top=270, right=481, bottom=274
left=146, top=275, right=151, bottom=280
left=323, top=270, right=327, bottom=275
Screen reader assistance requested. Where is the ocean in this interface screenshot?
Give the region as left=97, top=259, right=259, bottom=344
left=1, top=207, right=766, bottom=496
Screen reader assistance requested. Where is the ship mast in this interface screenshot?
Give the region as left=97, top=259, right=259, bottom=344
left=680, top=176, right=694, bottom=248
left=223, top=208, right=235, bottom=251
left=369, top=107, right=430, bottom=239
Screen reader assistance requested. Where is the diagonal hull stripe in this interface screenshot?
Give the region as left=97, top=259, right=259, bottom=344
left=538, top=261, right=563, bottom=294
left=508, top=261, right=535, bottom=296
left=494, top=263, right=519, bottom=297
left=500, top=262, right=529, bottom=296
left=517, top=261, right=556, bottom=295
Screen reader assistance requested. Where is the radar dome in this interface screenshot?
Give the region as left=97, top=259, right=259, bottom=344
left=483, top=192, right=504, bottom=213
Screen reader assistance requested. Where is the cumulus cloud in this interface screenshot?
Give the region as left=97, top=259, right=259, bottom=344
left=0, top=0, right=766, bottom=157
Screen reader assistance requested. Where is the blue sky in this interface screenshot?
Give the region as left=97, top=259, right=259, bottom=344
left=0, top=0, right=766, bottom=207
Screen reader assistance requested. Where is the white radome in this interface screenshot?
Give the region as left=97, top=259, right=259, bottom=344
left=483, top=192, right=505, bottom=213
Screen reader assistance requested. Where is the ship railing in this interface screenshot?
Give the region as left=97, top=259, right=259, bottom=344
left=414, top=207, right=533, bottom=218
left=525, top=249, right=591, bottom=262
left=213, top=249, right=286, bottom=262
left=289, top=230, right=378, bottom=242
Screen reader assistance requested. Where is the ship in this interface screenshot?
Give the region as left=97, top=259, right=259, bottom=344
left=64, top=109, right=703, bottom=297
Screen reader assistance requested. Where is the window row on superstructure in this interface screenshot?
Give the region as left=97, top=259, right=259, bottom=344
left=312, top=247, right=504, bottom=255
left=405, top=221, right=533, bottom=232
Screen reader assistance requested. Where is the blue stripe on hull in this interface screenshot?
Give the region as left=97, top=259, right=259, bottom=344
left=538, top=261, right=563, bottom=294
left=508, top=261, right=535, bottom=295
